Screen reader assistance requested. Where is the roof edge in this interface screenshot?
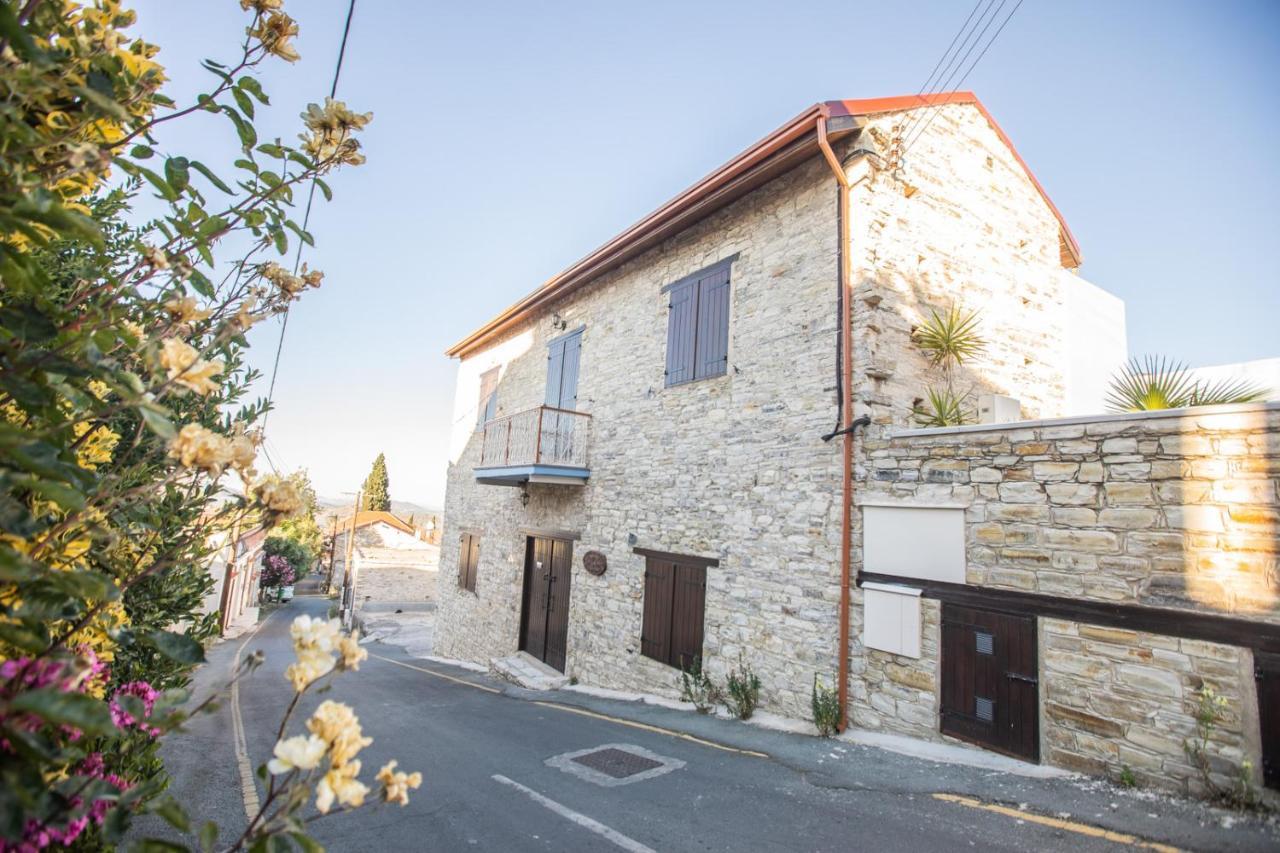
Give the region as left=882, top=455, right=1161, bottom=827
left=447, top=92, right=1080, bottom=359
left=445, top=102, right=829, bottom=358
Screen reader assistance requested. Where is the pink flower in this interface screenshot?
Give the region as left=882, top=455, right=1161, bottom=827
left=109, top=681, right=161, bottom=736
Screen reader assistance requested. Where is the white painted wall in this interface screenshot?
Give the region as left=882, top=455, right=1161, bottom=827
left=1187, top=357, right=1280, bottom=401
left=447, top=330, right=534, bottom=464
left=1061, top=272, right=1127, bottom=415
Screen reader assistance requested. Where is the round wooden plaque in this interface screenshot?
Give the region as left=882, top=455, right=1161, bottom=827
left=583, top=550, right=607, bottom=576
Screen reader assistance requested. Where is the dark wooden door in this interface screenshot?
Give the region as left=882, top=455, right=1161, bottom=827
left=941, top=603, right=1039, bottom=762
left=519, top=536, right=572, bottom=672
left=1258, top=652, right=1280, bottom=790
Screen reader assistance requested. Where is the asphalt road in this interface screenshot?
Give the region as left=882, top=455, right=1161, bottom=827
left=147, top=594, right=1278, bottom=852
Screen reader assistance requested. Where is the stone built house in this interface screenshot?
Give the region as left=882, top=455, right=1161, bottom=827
left=328, top=510, right=438, bottom=605
left=435, top=92, right=1279, bottom=797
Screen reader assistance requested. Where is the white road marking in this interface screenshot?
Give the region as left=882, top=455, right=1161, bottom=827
left=491, top=774, right=657, bottom=853
left=230, top=614, right=274, bottom=822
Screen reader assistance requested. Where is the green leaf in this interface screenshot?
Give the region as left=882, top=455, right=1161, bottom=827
left=10, top=688, right=114, bottom=736
left=0, top=620, right=49, bottom=653
left=256, top=143, right=284, bottom=159
left=189, top=270, right=215, bottom=298
left=290, top=832, right=324, bottom=853
left=165, top=157, right=191, bottom=194
left=199, top=821, right=218, bottom=853
left=272, top=228, right=288, bottom=255
left=138, top=406, right=176, bottom=440
left=144, top=629, right=206, bottom=664
left=131, top=144, right=155, bottom=159
left=314, top=177, right=332, bottom=202
left=153, top=798, right=191, bottom=833
left=135, top=840, right=189, bottom=852
left=197, top=216, right=230, bottom=240
left=238, top=75, right=270, bottom=104
left=0, top=2, right=40, bottom=60
left=233, top=87, right=255, bottom=119
left=223, top=106, right=258, bottom=149
left=191, top=160, right=234, bottom=194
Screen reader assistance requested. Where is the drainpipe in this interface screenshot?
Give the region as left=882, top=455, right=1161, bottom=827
left=815, top=110, right=877, bottom=732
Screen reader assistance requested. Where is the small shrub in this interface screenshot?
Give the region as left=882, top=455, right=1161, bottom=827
left=723, top=660, right=762, bottom=721
left=1183, top=684, right=1260, bottom=810
left=812, top=675, right=841, bottom=737
left=1117, top=765, right=1137, bottom=788
left=679, top=657, right=720, bottom=714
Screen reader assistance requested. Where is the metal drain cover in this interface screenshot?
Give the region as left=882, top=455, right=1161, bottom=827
left=547, top=743, right=685, bottom=787
left=571, top=747, right=662, bottom=779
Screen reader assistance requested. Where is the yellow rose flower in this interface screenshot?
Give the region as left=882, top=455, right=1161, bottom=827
left=267, top=733, right=327, bottom=774
left=376, top=760, right=422, bottom=806
left=315, top=760, right=368, bottom=814
left=337, top=634, right=367, bottom=671
left=168, top=423, right=232, bottom=475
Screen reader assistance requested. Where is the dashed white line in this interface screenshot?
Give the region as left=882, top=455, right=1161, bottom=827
left=491, top=774, right=657, bottom=853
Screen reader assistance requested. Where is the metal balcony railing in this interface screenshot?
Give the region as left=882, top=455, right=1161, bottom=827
left=479, top=405, right=591, bottom=470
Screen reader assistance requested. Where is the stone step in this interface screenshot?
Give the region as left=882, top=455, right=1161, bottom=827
left=490, top=652, right=568, bottom=691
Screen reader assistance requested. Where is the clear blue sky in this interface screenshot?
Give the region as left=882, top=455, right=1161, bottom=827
left=133, top=0, right=1280, bottom=508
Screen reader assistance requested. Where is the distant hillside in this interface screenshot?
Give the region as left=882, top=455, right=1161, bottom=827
left=315, top=496, right=441, bottom=523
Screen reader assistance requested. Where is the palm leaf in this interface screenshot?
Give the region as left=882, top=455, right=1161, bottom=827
left=912, top=386, right=973, bottom=427
left=913, top=305, right=986, bottom=371
left=1105, top=355, right=1269, bottom=413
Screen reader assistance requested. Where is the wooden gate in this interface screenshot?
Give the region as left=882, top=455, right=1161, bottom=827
left=519, top=536, right=572, bottom=672
left=940, top=603, right=1039, bottom=762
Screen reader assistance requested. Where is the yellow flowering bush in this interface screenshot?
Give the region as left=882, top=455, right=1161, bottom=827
left=0, top=0, right=377, bottom=848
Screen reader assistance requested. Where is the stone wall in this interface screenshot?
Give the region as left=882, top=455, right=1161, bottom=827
left=864, top=403, right=1280, bottom=621
left=1042, top=619, right=1253, bottom=796
left=860, top=402, right=1278, bottom=792
left=437, top=102, right=1082, bottom=721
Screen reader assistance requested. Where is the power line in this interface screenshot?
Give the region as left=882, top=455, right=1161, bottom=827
left=896, top=0, right=990, bottom=147
left=902, top=0, right=1024, bottom=157
left=260, top=0, right=358, bottom=434
left=902, top=0, right=1006, bottom=153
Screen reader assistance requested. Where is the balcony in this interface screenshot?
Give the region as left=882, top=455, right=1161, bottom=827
left=475, top=405, right=591, bottom=487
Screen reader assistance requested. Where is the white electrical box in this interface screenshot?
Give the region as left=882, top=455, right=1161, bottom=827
left=978, top=394, right=1021, bottom=424
left=863, top=582, right=923, bottom=658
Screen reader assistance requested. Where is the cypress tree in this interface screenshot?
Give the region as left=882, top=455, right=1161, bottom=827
left=361, top=453, right=391, bottom=511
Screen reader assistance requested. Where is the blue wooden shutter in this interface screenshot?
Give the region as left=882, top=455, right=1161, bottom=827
left=693, top=267, right=730, bottom=380
left=665, top=280, right=696, bottom=386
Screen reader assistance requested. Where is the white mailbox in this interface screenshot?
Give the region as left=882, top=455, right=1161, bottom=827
left=862, top=581, right=922, bottom=658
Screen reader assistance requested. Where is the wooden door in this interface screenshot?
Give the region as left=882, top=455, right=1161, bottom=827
left=1258, top=652, right=1280, bottom=790
left=941, top=603, right=1039, bottom=762
left=518, top=536, right=572, bottom=672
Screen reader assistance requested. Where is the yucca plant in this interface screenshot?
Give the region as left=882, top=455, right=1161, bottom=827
left=912, top=305, right=987, bottom=372
left=1105, top=356, right=1269, bottom=413
left=913, top=386, right=973, bottom=427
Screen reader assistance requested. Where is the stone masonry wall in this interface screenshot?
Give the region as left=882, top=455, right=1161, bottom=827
left=860, top=402, right=1278, bottom=791
left=437, top=102, right=1095, bottom=722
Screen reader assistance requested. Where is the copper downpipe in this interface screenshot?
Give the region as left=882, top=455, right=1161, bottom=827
left=816, top=111, right=855, bottom=731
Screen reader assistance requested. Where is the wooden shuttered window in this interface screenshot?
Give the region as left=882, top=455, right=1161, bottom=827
left=458, top=532, right=480, bottom=592
left=476, top=367, right=499, bottom=429
left=664, top=259, right=732, bottom=387
left=640, top=555, right=707, bottom=669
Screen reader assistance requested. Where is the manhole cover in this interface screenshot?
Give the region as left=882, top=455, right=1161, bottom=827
left=546, top=743, right=685, bottom=787
left=571, top=747, right=663, bottom=779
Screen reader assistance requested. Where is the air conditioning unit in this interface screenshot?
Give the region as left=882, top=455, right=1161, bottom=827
left=978, top=394, right=1021, bottom=424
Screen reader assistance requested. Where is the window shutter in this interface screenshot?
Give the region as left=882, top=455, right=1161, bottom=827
left=664, top=281, right=696, bottom=386
left=693, top=268, right=730, bottom=381
left=544, top=338, right=565, bottom=406
left=468, top=535, right=480, bottom=592
left=477, top=369, right=499, bottom=428
left=669, top=564, right=707, bottom=669
left=459, top=533, right=479, bottom=592
left=640, top=559, right=674, bottom=663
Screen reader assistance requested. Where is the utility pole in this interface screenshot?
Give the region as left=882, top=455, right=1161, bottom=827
left=340, top=489, right=362, bottom=629
left=324, top=514, right=339, bottom=594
